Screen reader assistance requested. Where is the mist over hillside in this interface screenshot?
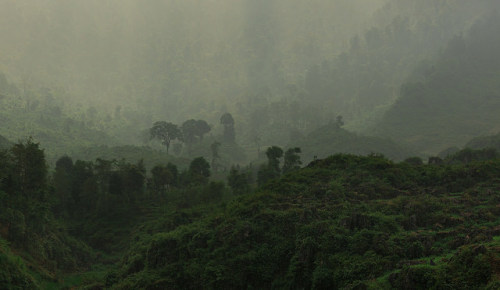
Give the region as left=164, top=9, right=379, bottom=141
left=376, top=11, right=500, bottom=154
left=0, top=0, right=384, bottom=120
left=1, top=0, right=498, bottom=154
left=1, top=1, right=500, bottom=288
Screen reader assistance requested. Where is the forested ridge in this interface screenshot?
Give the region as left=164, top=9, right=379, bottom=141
left=1, top=138, right=500, bottom=289
left=1, top=0, right=500, bottom=289
left=376, top=12, right=500, bottom=154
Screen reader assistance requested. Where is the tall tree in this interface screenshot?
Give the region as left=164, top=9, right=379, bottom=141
left=150, top=121, right=182, bottom=154
left=189, top=157, right=211, bottom=185
left=71, top=160, right=95, bottom=210
left=53, top=156, right=74, bottom=217
left=150, top=165, right=174, bottom=194
left=210, top=141, right=221, bottom=172
left=266, top=146, right=284, bottom=173
left=181, top=119, right=198, bottom=146
left=282, top=147, right=302, bottom=174
left=195, top=120, right=211, bottom=142
left=220, top=113, right=235, bottom=143
left=227, top=166, right=250, bottom=195
left=94, top=158, right=114, bottom=195
left=258, top=146, right=283, bottom=186
left=10, top=138, right=47, bottom=199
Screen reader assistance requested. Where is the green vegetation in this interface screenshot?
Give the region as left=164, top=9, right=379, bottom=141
left=0, top=140, right=95, bottom=288
left=107, top=151, right=500, bottom=289
left=0, top=238, right=38, bottom=289
left=1, top=1, right=500, bottom=289
left=2, top=139, right=500, bottom=288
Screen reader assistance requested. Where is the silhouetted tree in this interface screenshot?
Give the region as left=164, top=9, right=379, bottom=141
left=71, top=160, right=94, bottom=209
left=10, top=138, right=47, bottom=199
left=53, top=156, right=74, bottom=217
left=228, top=166, right=250, bottom=195
left=94, top=158, right=114, bottom=195
left=266, top=146, right=284, bottom=173
left=258, top=146, right=284, bottom=186
left=220, top=113, right=235, bottom=143
left=195, top=120, right=211, bottom=142
left=181, top=119, right=211, bottom=147
left=150, top=121, right=182, bottom=154
left=181, top=119, right=198, bottom=147
left=189, top=157, right=211, bottom=184
left=210, top=141, right=221, bottom=171
left=166, top=163, right=179, bottom=186
left=283, top=147, right=302, bottom=174
left=150, top=165, right=174, bottom=194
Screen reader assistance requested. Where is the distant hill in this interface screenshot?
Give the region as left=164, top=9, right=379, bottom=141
left=301, top=0, right=498, bottom=130
left=0, top=78, right=121, bottom=160
left=376, top=13, right=500, bottom=154
left=292, top=123, right=415, bottom=163
left=465, top=132, right=500, bottom=151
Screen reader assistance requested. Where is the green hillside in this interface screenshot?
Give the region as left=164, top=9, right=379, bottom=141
left=0, top=238, right=38, bottom=289
left=107, top=153, right=500, bottom=289
left=1, top=2, right=499, bottom=289
left=2, top=138, right=500, bottom=289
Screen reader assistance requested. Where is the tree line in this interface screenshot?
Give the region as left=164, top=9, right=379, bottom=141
left=150, top=112, right=236, bottom=154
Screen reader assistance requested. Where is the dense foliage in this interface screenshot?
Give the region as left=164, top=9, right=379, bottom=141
left=1, top=136, right=500, bottom=289
left=0, top=139, right=94, bottom=288
left=0, top=139, right=232, bottom=288
left=106, top=153, right=500, bottom=289
left=1, top=1, right=499, bottom=289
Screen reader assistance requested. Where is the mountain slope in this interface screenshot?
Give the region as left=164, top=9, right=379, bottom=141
left=108, top=154, right=500, bottom=289
left=466, top=132, right=500, bottom=151
left=376, top=13, right=500, bottom=154
left=0, top=78, right=121, bottom=160
left=301, top=0, right=498, bottom=130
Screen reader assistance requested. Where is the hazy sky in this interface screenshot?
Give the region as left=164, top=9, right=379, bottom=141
left=0, top=0, right=387, bottom=108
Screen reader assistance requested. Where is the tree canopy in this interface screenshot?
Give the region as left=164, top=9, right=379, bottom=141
left=150, top=121, right=182, bottom=154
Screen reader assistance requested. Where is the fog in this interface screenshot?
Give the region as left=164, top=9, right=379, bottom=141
left=1, top=0, right=499, bottom=159
left=0, top=0, right=384, bottom=113
left=3, top=1, right=500, bottom=288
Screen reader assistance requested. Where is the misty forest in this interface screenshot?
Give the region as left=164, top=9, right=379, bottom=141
left=2, top=0, right=500, bottom=289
